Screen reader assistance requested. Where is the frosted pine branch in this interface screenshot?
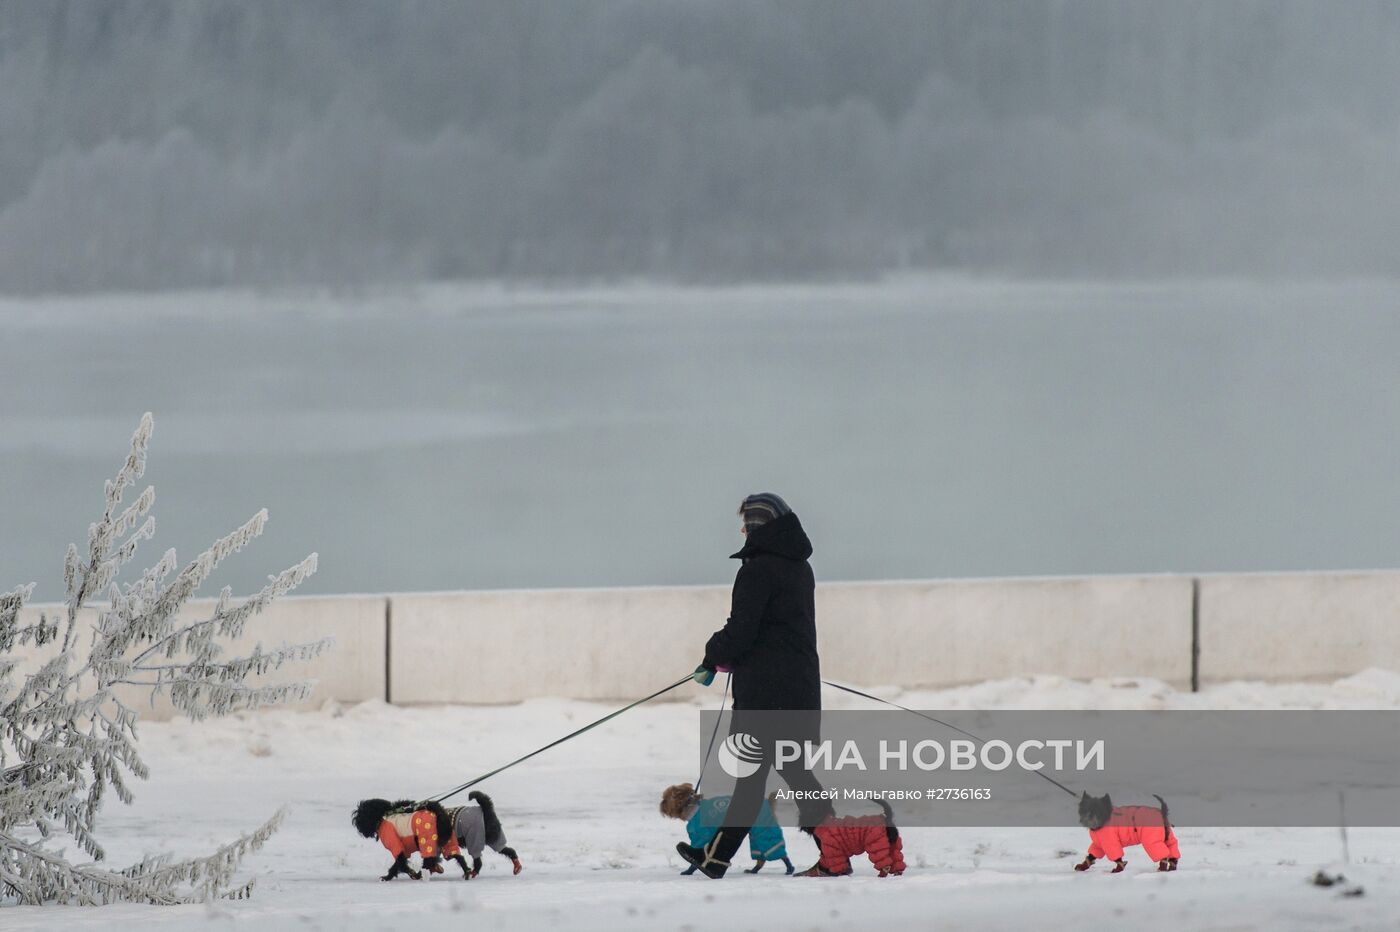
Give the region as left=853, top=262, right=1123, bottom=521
left=1, top=809, right=282, bottom=905
left=0, top=584, right=34, bottom=634
left=1, top=414, right=325, bottom=906
left=125, top=551, right=319, bottom=670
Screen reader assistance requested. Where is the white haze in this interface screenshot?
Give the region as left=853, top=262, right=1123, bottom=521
left=2, top=1, right=1400, bottom=292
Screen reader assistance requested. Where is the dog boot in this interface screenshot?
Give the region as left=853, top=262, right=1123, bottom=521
left=1110, top=858, right=1128, bottom=873
left=781, top=856, right=795, bottom=875
left=497, top=847, right=524, bottom=875
left=1157, top=857, right=1179, bottom=872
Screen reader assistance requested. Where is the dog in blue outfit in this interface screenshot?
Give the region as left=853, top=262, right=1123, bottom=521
left=661, top=783, right=794, bottom=875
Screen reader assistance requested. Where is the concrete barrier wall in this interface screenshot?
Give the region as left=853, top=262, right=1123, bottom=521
left=10, top=569, right=1398, bottom=718
left=388, top=586, right=728, bottom=704
left=815, top=576, right=1194, bottom=689
left=1197, top=570, right=1400, bottom=684
left=387, top=574, right=1193, bottom=704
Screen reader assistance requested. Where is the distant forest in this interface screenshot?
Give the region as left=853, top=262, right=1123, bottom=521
left=2, top=0, right=1399, bottom=292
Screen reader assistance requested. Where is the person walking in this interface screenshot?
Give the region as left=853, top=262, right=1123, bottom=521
left=677, top=493, right=832, bottom=878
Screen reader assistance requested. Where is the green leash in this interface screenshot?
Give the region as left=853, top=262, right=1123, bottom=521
left=430, top=672, right=695, bottom=803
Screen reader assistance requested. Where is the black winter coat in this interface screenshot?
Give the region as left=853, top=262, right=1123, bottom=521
left=702, top=512, right=821, bottom=711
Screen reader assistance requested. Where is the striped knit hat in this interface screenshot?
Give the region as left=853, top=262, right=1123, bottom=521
left=738, top=492, right=792, bottom=531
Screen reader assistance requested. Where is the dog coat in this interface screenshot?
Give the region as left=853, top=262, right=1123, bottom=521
left=685, top=797, right=788, bottom=861
left=1086, top=805, right=1180, bottom=863
left=376, top=808, right=461, bottom=860
left=813, top=814, right=905, bottom=875
left=451, top=804, right=509, bottom=858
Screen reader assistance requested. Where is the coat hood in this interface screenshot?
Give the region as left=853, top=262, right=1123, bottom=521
left=730, top=511, right=813, bottom=562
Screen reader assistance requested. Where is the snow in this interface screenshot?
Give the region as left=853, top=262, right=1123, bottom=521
left=7, top=672, right=1400, bottom=931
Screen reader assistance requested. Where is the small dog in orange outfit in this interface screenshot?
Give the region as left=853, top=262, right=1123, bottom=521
left=797, top=799, right=905, bottom=877
left=353, top=798, right=467, bottom=880
left=1074, top=792, right=1180, bottom=873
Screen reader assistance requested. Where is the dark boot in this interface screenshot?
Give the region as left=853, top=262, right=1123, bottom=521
left=676, top=827, right=748, bottom=880
left=675, top=841, right=728, bottom=879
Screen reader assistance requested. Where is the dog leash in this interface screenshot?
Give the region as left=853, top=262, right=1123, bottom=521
left=691, top=671, right=731, bottom=796
left=425, top=672, right=1077, bottom=803
left=822, top=679, right=1079, bottom=798
left=429, top=672, right=696, bottom=803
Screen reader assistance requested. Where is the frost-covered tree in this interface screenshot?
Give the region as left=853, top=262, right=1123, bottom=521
left=0, top=413, right=327, bottom=905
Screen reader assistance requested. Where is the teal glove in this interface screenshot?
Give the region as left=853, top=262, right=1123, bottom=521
left=692, top=664, right=716, bottom=687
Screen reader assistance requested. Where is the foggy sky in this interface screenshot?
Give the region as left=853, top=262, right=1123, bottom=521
left=2, top=0, right=1400, bottom=293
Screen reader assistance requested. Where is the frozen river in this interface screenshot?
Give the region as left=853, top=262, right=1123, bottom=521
left=3, top=277, right=1399, bottom=600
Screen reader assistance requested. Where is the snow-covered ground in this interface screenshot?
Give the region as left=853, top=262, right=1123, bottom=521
left=8, top=671, right=1400, bottom=931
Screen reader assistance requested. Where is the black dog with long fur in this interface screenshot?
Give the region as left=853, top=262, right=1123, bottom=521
left=352, top=798, right=460, bottom=881
left=352, top=793, right=523, bottom=881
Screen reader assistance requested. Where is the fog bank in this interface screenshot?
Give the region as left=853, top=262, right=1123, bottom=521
left=3, top=1, right=1399, bottom=292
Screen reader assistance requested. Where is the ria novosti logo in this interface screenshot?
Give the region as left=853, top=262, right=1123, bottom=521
left=717, top=732, right=765, bottom=778
left=715, top=732, right=1106, bottom=777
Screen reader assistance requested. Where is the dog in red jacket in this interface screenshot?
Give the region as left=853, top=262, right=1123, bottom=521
left=798, top=799, right=905, bottom=877
left=1074, top=792, right=1180, bottom=873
